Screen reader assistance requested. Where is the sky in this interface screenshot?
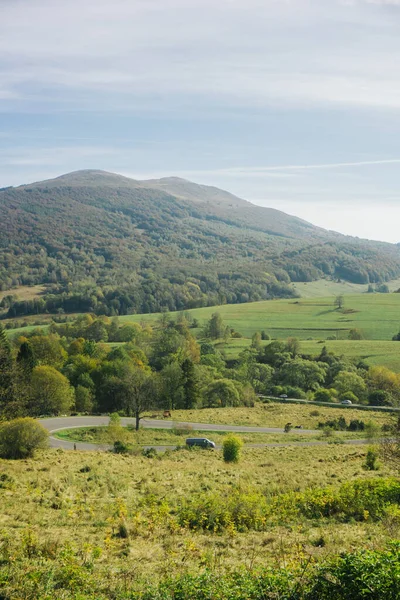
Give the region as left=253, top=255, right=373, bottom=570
left=2, top=0, right=400, bottom=242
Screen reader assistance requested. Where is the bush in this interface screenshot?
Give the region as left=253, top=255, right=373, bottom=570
left=314, top=389, right=334, bottom=403
left=0, top=418, right=48, bottom=459
left=113, top=440, right=130, bottom=454
left=172, top=423, right=193, bottom=436
left=222, top=434, right=243, bottom=463
left=142, top=447, right=158, bottom=458
left=364, top=448, right=379, bottom=471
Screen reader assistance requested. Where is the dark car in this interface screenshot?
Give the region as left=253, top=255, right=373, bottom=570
left=186, top=437, right=216, bottom=449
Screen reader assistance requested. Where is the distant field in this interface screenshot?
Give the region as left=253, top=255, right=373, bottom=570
left=301, top=339, right=400, bottom=371
left=0, top=284, right=46, bottom=302
left=4, top=286, right=400, bottom=370
left=6, top=324, right=50, bottom=338
left=120, top=293, right=400, bottom=341
left=116, top=293, right=400, bottom=370
left=292, top=277, right=400, bottom=297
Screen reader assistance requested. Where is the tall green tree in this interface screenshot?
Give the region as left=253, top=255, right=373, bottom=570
left=29, top=366, right=75, bottom=415
left=0, top=325, right=16, bottom=414
left=16, top=340, right=36, bottom=380
left=203, top=378, right=240, bottom=408
left=205, top=313, right=225, bottom=340
left=181, top=358, right=199, bottom=409
left=160, top=363, right=184, bottom=410
left=120, top=365, right=158, bottom=430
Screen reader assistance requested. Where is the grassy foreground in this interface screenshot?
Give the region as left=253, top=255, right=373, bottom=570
left=0, top=440, right=399, bottom=598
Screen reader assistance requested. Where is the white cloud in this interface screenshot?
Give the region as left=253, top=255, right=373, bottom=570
left=2, top=0, right=400, bottom=111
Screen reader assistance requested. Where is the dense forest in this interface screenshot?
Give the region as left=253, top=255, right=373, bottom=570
left=1, top=312, right=399, bottom=430
left=2, top=170, right=400, bottom=318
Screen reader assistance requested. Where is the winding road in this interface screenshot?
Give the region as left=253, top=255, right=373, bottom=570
left=40, top=416, right=369, bottom=451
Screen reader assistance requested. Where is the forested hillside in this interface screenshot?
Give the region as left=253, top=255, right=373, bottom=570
left=1, top=170, right=400, bottom=317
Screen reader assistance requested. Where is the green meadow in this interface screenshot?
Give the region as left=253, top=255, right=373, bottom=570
left=6, top=286, right=400, bottom=370
left=120, top=293, right=400, bottom=340
left=117, top=292, right=400, bottom=370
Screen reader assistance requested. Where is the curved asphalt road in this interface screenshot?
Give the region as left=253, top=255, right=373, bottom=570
left=40, top=416, right=369, bottom=452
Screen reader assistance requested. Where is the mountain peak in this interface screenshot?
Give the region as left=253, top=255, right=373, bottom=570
left=25, top=169, right=140, bottom=189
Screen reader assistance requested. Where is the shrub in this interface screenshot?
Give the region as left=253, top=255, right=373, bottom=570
left=348, top=419, right=365, bottom=431
left=222, top=434, right=243, bottom=463
left=117, top=521, right=129, bottom=538
left=0, top=418, right=48, bottom=459
left=364, top=448, right=379, bottom=471
left=142, top=447, right=158, bottom=458
left=321, top=426, right=335, bottom=438
left=314, top=389, right=334, bottom=403
left=285, top=386, right=307, bottom=399
left=172, top=423, right=193, bottom=436
left=113, top=440, right=130, bottom=454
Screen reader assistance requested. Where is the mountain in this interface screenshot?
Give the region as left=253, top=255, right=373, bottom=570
left=1, top=169, right=400, bottom=318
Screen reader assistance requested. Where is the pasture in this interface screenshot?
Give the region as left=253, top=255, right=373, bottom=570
left=0, top=440, right=398, bottom=599
left=0, top=284, right=47, bottom=302
left=4, top=287, right=400, bottom=369
left=116, top=292, right=400, bottom=369
left=120, top=293, right=400, bottom=341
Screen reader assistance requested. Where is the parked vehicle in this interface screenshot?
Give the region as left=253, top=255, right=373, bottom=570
left=186, top=437, right=216, bottom=449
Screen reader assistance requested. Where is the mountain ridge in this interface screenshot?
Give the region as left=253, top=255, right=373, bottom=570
left=1, top=169, right=400, bottom=318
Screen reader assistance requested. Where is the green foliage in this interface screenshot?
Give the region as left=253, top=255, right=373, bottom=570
left=334, top=371, right=367, bottom=401
left=314, top=388, right=335, bottom=402
left=307, top=544, right=400, bottom=600
left=112, top=440, right=130, bottom=454
left=0, top=417, right=48, bottom=458
left=222, top=434, right=243, bottom=463
left=348, top=327, right=363, bottom=340
left=30, top=365, right=75, bottom=415
left=28, top=333, right=67, bottom=368
left=204, top=312, right=225, bottom=340
left=203, top=379, right=240, bottom=408
left=317, top=417, right=366, bottom=432
left=276, top=358, right=327, bottom=391
left=334, top=294, right=344, bottom=309
left=181, top=358, right=199, bottom=409
left=142, top=545, right=400, bottom=600
left=364, top=447, right=379, bottom=471
left=177, top=478, right=400, bottom=533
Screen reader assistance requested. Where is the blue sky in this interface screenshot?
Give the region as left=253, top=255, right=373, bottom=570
left=2, top=0, right=400, bottom=241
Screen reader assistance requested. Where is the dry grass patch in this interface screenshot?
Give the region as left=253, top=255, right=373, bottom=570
left=157, top=402, right=390, bottom=429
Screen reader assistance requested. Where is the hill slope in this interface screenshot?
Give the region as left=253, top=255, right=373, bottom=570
left=1, top=169, right=400, bottom=317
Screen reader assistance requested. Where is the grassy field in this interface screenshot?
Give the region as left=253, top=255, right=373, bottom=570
left=291, top=277, right=400, bottom=297
left=221, top=337, right=400, bottom=371
left=146, top=402, right=392, bottom=429
left=53, top=425, right=368, bottom=446
left=120, top=293, right=400, bottom=341
left=4, top=287, right=400, bottom=369
left=0, top=441, right=398, bottom=598
left=115, top=293, right=400, bottom=369
left=0, top=284, right=47, bottom=302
